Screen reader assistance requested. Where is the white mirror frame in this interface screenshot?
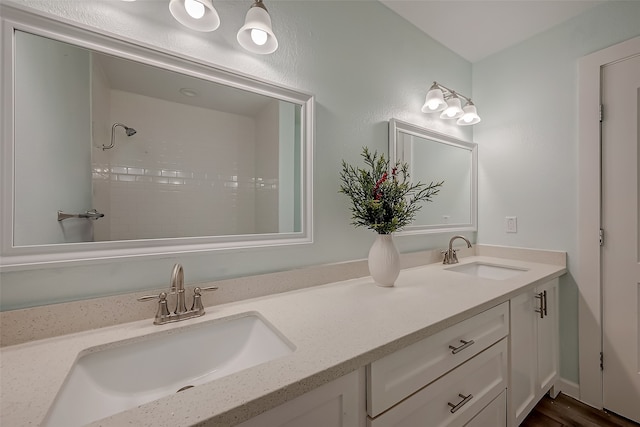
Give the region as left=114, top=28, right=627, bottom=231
left=389, top=118, right=477, bottom=235
left=0, top=5, right=314, bottom=271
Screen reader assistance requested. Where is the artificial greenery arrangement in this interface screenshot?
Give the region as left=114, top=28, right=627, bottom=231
left=339, top=147, right=444, bottom=235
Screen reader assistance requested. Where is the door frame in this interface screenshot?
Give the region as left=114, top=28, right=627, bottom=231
left=577, top=35, right=640, bottom=409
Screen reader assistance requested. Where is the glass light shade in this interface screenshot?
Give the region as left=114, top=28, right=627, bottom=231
left=457, top=103, right=481, bottom=125
left=421, top=88, right=446, bottom=113
left=237, top=5, right=278, bottom=54
left=169, top=0, right=220, bottom=32
left=440, top=96, right=464, bottom=119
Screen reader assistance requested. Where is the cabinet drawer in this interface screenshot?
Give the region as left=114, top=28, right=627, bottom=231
left=465, top=389, right=506, bottom=427
left=367, top=302, right=509, bottom=417
left=368, top=339, right=508, bottom=427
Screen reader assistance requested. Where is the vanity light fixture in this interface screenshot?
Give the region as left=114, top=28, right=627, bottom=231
left=421, top=81, right=481, bottom=126
left=169, top=0, right=220, bottom=32
left=237, top=0, right=279, bottom=54
left=167, top=0, right=279, bottom=55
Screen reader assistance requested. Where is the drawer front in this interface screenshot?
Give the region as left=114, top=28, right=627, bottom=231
left=465, top=389, right=507, bottom=427
left=368, top=339, right=508, bottom=427
left=367, top=302, right=509, bottom=417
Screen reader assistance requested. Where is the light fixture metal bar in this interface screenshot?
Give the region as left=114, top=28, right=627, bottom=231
left=432, top=81, right=472, bottom=103
left=251, top=0, right=268, bottom=11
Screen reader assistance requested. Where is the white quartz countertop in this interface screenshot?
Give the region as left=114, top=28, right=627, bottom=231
left=0, top=256, right=566, bottom=426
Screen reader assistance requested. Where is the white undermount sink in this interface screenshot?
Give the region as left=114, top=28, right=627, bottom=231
left=43, top=312, right=294, bottom=427
left=445, top=261, right=528, bottom=280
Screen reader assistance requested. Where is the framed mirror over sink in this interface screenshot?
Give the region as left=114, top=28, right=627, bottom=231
left=0, top=5, right=314, bottom=270
left=389, top=118, right=477, bottom=235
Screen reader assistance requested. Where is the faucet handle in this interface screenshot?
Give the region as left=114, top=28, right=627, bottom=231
left=137, top=292, right=165, bottom=301
left=190, top=286, right=219, bottom=313
left=442, top=249, right=460, bottom=265
left=137, top=292, right=171, bottom=323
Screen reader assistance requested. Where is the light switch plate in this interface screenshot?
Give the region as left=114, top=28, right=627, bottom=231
left=505, top=216, right=518, bottom=233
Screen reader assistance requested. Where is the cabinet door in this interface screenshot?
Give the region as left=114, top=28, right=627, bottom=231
left=537, top=278, right=559, bottom=394
left=238, top=369, right=365, bottom=427
left=509, top=291, right=537, bottom=426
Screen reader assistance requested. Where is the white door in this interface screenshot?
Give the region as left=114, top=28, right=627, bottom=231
left=602, top=53, right=640, bottom=423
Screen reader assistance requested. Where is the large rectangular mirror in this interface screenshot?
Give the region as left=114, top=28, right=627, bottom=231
left=0, top=7, right=314, bottom=270
left=389, top=119, right=477, bottom=234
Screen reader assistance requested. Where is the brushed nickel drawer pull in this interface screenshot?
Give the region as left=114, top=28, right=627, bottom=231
left=448, top=393, right=473, bottom=413
left=449, top=339, right=475, bottom=354
left=535, top=292, right=545, bottom=318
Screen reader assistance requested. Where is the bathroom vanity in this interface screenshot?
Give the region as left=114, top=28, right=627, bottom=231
left=237, top=279, right=559, bottom=427
left=0, top=250, right=565, bottom=427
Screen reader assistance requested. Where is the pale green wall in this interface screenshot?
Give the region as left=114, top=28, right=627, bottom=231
left=5, top=0, right=639, bottom=389
left=473, top=1, right=640, bottom=384
left=0, top=1, right=471, bottom=310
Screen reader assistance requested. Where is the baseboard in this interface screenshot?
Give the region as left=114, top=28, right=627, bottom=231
left=556, top=377, right=580, bottom=400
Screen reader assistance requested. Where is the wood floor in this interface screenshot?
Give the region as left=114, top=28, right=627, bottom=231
left=521, top=393, right=639, bottom=427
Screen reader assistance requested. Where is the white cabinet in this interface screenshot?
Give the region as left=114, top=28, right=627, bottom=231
left=536, top=279, right=559, bottom=394
left=239, top=278, right=560, bottom=427
left=465, top=390, right=507, bottom=427
left=367, top=303, right=509, bottom=426
left=509, top=278, right=559, bottom=426
left=368, top=339, right=508, bottom=427
left=238, top=369, right=366, bottom=427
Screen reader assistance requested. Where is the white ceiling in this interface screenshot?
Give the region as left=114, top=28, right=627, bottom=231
left=380, top=0, right=608, bottom=63
left=94, top=53, right=273, bottom=117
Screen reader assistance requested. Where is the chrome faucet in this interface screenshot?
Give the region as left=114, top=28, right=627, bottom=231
left=172, top=263, right=187, bottom=314
left=442, top=235, right=472, bottom=264
left=138, top=263, right=218, bottom=325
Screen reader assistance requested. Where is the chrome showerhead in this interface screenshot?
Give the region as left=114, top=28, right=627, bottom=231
left=102, top=123, right=138, bottom=150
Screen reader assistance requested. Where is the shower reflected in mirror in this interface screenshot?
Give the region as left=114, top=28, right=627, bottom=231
left=102, top=123, right=137, bottom=150
left=4, top=26, right=313, bottom=266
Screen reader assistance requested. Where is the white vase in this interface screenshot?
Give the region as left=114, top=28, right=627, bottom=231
left=368, top=234, right=400, bottom=287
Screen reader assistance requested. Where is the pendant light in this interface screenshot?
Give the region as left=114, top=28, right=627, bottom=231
left=237, top=0, right=278, bottom=54
left=169, top=0, right=220, bottom=32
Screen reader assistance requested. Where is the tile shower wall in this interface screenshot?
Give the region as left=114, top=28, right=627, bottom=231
left=91, top=86, right=280, bottom=240
left=91, top=55, right=112, bottom=239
